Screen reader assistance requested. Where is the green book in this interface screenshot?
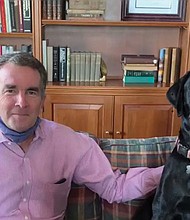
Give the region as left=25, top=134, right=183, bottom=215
left=124, top=70, right=157, bottom=77
left=123, top=76, right=155, bottom=84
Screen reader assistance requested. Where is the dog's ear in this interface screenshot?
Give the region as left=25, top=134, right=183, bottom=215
left=166, top=71, right=190, bottom=116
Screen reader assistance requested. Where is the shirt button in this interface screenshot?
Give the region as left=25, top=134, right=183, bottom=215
left=24, top=216, right=29, bottom=220
left=23, top=198, right=27, bottom=202
left=7, top=142, right=12, bottom=145
left=26, top=180, right=30, bottom=185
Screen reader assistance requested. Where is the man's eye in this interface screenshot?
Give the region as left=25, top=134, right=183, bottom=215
left=27, top=90, right=38, bottom=96
left=5, top=89, right=15, bottom=94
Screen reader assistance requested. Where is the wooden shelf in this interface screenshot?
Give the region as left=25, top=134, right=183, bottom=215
left=42, top=19, right=188, bottom=28
left=0, top=33, right=33, bottom=38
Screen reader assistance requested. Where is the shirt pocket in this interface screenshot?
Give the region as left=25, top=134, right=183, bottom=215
left=31, top=180, right=70, bottom=218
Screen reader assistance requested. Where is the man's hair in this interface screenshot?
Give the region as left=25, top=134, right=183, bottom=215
left=0, top=53, right=47, bottom=97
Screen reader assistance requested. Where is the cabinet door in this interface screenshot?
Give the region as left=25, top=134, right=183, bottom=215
left=43, top=94, right=114, bottom=138
left=114, top=96, right=174, bottom=139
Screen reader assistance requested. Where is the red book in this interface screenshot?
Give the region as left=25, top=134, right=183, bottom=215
left=0, top=0, right=7, bottom=33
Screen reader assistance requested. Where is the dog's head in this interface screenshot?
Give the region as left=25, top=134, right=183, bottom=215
left=167, top=71, right=190, bottom=117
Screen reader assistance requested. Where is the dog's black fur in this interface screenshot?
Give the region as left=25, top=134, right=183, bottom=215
left=152, top=71, right=190, bottom=220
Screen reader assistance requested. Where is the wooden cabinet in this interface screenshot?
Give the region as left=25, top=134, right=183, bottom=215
left=43, top=82, right=180, bottom=138
left=43, top=91, right=114, bottom=138
left=114, top=95, right=173, bottom=139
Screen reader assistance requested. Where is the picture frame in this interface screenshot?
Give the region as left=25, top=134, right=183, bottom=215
left=121, top=0, right=187, bottom=21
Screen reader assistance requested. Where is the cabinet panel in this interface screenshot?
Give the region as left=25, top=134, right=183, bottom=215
left=114, top=96, right=174, bottom=138
left=122, top=104, right=173, bottom=138
left=43, top=94, right=114, bottom=138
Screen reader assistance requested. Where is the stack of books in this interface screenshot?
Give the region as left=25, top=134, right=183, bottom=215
left=121, top=54, right=158, bottom=84
left=66, top=0, right=106, bottom=20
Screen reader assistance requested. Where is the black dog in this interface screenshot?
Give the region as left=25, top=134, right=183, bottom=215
left=152, top=71, right=190, bottom=220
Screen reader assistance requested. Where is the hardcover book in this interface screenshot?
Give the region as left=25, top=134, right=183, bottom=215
left=170, top=47, right=181, bottom=84
left=59, top=46, right=67, bottom=82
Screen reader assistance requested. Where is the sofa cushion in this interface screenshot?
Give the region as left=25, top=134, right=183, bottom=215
left=100, top=136, right=176, bottom=220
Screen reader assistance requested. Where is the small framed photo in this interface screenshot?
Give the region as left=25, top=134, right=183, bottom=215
left=121, top=0, right=187, bottom=21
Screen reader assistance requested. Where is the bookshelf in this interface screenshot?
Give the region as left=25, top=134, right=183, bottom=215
left=3, top=0, right=190, bottom=138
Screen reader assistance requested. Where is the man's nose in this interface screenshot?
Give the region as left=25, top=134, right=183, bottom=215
left=15, top=93, right=28, bottom=108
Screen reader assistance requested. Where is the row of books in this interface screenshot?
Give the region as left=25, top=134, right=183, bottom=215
left=0, top=0, right=32, bottom=33
left=121, top=48, right=181, bottom=84
left=158, top=47, right=181, bottom=84
left=42, top=0, right=106, bottom=21
left=0, top=44, right=32, bottom=55
left=42, top=42, right=102, bottom=82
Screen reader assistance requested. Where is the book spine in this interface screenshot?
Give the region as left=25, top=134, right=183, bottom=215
left=42, top=0, right=47, bottom=19
left=158, top=48, right=165, bottom=83
left=66, top=47, right=71, bottom=82
left=123, top=76, right=155, bottom=84
left=170, top=47, right=181, bottom=84
left=53, top=46, right=59, bottom=82
left=90, top=52, right=96, bottom=82
left=47, top=0, right=53, bottom=20
left=9, top=0, right=17, bottom=32
left=57, top=0, right=64, bottom=20
left=80, top=52, right=86, bottom=81
left=162, top=47, right=172, bottom=84
left=4, top=0, right=11, bottom=33
left=52, top=0, right=57, bottom=20
left=0, top=0, right=7, bottom=33
left=75, top=52, right=81, bottom=81
left=125, top=70, right=156, bottom=77
left=94, top=52, right=101, bottom=81
left=47, top=45, right=53, bottom=82
left=85, top=52, right=91, bottom=82
left=59, top=46, right=67, bottom=82
left=70, top=52, right=76, bottom=81
left=22, top=0, right=32, bottom=33
left=18, top=0, right=24, bottom=32
left=14, top=0, right=20, bottom=32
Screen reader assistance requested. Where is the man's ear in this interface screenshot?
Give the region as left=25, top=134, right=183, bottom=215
left=166, top=71, right=190, bottom=117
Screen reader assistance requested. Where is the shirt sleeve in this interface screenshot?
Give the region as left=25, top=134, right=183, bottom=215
left=72, top=137, right=164, bottom=203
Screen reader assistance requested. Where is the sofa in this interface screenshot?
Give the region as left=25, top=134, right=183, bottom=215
left=64, top=135, right=177, bottom=220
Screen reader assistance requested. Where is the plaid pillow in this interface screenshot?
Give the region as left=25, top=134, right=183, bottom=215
left=100, top=136, right=176, bottom=220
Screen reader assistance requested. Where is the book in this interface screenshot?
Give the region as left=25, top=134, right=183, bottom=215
left=14, top=0, right=20, bottom=32
left=59, top=46, right=67, bottom=82
left=22, top=0, right=32, bottom=32
left=122, top=63, right=157, bottom=71
left=53, top=46, right=59, bottom=82
left=4, top=0, right=11, bottom=32
left=162, top=47, right=172, bottom=84
left=57, top=0, right=66, bottom=20
left=170, top=47, right=181, bottom=84
left=47, top=45, right=53, bottom=81
left=69, top=0, right=106, bottom=10
left=124, top=70, right=157, bottom=77
left=42, top=39, right=48, bottom=70
left=90, top=52, right=96, bottom=81
left=123, top=76, right=155, bottom=84
left=94, top=52, right=101, bottom=81
left=75, top=52, right=81, bottom=81
left=121, top=54, right=158, bottom=65
left=9, top=0, right=17, bottom=32
left=18, top=0, right=24, bottom=32
left=80, top=52, right=86, bottom=81
left=157, top=48, right=165, bottom=83
left=47, top=0, right=53, bottom=20
left=85, top=52, right=91, bottom=81
left=0, top=0, right=7, bottom=32
left=52, top=0, right=57, bottom=20
left=42, top=0, right=47, bottom=19
left=70, top=52, right=76, bottom=81
left=66, top=46, right=71, bottom=82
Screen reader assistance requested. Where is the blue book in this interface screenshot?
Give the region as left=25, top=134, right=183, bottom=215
left=123, top=76, right=155, bottom=84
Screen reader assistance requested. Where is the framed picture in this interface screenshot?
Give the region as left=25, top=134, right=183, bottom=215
left=121, top=0, right=187, bottom=21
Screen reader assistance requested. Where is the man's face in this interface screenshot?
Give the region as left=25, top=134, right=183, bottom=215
left=0, top=63, right=45, bottom=132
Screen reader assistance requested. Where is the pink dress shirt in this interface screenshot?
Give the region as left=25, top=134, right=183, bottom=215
left=0, top=119, right=163, bottom=219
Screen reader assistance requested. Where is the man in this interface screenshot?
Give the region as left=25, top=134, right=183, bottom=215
left=0, top=53, right=163, bottom=219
